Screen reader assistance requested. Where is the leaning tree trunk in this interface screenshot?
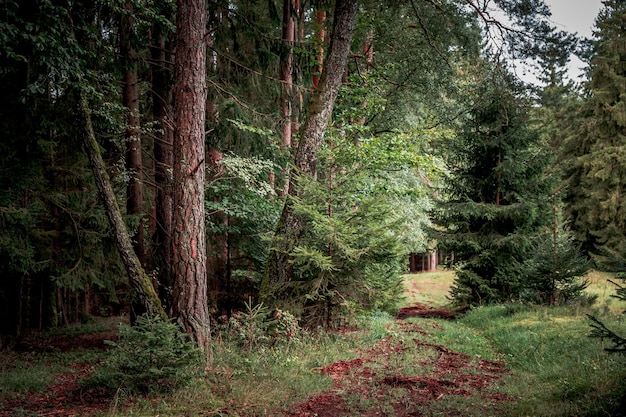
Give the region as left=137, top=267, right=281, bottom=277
left=260, top=0, right=358, bottom=303
left=171, top=0, right=211, bottom=354
left=78, top=93, right=166, bottom=320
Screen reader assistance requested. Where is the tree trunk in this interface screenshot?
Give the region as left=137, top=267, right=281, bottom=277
left=278, top=0, right=296, bottom=196
left=312, top=8, right=327, bottom=90
left=206, top=148, right=228, bottom=307
left=150, top=13, right=175, bottom=311
left=78, top=93, right=166, bottom=319
left=121, top=2, right=146, bottom=266
left=171, top=0, right=211, bottom=353
left=260, top=0, right=358, bottom=303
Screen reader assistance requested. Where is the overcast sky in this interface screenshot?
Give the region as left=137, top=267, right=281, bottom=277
left=546, top=0, right=602, bottom=38
left=543, top=0, right=603, bottom=82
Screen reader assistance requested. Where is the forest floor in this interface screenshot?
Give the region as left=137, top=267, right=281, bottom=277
left=0, top=305, right=512, bottom=416
left=1, top=270, right=624, bottom=416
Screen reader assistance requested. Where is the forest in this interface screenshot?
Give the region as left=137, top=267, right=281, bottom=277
left=1, top=0, right=626, bottom=415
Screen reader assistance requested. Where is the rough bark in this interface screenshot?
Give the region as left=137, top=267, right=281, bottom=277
left=260, top=0, right=358, bottom=302
left=78, top=93, right=166, bottom=320
left=171, top=0, right=211, bottom=353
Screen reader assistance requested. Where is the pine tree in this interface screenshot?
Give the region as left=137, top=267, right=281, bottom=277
left=433, top=63, right=552, bottom=305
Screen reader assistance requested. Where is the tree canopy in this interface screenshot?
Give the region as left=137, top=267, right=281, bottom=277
left=0, top=0, right=616, bottom=348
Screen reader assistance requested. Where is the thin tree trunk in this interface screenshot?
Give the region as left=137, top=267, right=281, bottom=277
left=312, top=8, right=327, bottom=90
left=261, top=0, right=358, bottom=303
left=78, top=93, right=166, bottom=319
left=206, top=148, right=228, bottom=307
left=151, top=17, right=175, bottom=311
left=171, top=0, right=211, bottom=354
left=278, top=0, right=296, bottom=196
left=121, top=4, right=146, bottom=270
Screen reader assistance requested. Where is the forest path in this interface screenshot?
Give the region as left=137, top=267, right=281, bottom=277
left=284, top=302, right=513, bottom=417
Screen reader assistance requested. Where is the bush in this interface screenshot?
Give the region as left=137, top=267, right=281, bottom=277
left=84, top=315, right=202, bottom=395
left=217, top=300, right=302, bottom=351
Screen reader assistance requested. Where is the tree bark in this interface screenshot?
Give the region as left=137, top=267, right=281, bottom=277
left=260, top=0, right=358, bottom=303
left=312, top=8, right=327, bottom=90
left=78, top=93, right=166, bottom=320
left=171, top=0, right=211, bottom=353
left=278, top=0, right=297, bottom=196
left=121, top=3, right=146, bottom=266
left=150, top=14, right=175, bottom=311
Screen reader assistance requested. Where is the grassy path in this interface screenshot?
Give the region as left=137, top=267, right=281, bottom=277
left=1, top=270, right=625, bottom=416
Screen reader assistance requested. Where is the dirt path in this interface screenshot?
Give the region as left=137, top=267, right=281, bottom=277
left=2, top=304, right=512, bottom=416
left=285, top=303, right=513, bottom=417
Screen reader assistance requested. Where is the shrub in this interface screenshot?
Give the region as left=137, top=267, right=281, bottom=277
left=217, top=300, right=302, bottom=351
left=84, top=315, right=201, bottom=395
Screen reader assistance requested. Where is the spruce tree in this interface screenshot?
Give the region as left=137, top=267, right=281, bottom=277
left=562, top=0, right=626, bottom=255
left=433, top=63, right=552, bottom=305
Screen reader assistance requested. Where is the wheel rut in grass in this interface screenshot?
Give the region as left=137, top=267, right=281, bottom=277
left=285, top=303, right=514, bottom=417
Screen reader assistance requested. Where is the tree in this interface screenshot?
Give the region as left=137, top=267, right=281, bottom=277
left=149, top=0, right=176, bottom=311
left=120, top=2, right=146, bottom=268
left=170, top=0, right=211, bottom=352
left=260, top=0, right=359, bottom=307
left=78, top=92, right=167, bottom=320
left=433, top=63, right=552, bottom=305
left=520, top=213, right=591, bottom=305
left=561, top=0, right=626, bottom=256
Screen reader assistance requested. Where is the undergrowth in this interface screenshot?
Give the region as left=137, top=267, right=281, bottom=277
left=2, top=270, right=625, bottom=416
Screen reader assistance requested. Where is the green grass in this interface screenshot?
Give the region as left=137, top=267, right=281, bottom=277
left=2, top=269, right=626, bottom=416
left=403, top=269, right=457, bottom=307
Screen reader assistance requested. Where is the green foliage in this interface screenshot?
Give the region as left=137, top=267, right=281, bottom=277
left=435, top=64, right=553, bottom=305
left=85, top=315, right=201, bottom=395
left=217, top=300, right=302, bottom=351
left=283, top=172, right=407, bottom=325
left=560, top=0, right=626, bottom=254
left=519, top=223, right=592, bottom=305
left=587, top=250, right=626, bottom=355
left=206, top=153, right=282, bottom=309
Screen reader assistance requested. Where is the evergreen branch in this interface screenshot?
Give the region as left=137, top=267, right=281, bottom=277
left=207, top=78, right=280, bottom=121
left=587, top=314, right=626, bottom=355
left=409, top=0, right=453, bottom=70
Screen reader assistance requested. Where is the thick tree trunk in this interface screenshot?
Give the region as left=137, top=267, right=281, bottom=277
left=171, top=0, right=211, bottom=353
left=260, top=0, right=358, bottom=303
left=78, top=93, right=166, bottom=319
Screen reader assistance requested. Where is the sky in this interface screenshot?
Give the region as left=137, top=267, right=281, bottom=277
left=541, top=0, right=604, bottom=82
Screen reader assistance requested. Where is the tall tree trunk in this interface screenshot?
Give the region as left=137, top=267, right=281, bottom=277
left=78, top=93, right=166, bottom=319
left=260, top=0, right=358, bottom=303
left=171, top=0, right=211, bottom=353
left=312, top=7, right=327, bottom=90
left=150, top=13, right=175, bottom=311
left=278, top=0, right=296, bottom=196
left=121, top=3, right=146, bottom=266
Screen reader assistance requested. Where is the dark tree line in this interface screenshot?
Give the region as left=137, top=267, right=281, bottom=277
left=1, top=0, right=618, bottom=350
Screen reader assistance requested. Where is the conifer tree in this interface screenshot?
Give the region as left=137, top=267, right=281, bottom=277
left=561, top=0, right=626, bottom=255
left=433, top=63, right=552, bottom=305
